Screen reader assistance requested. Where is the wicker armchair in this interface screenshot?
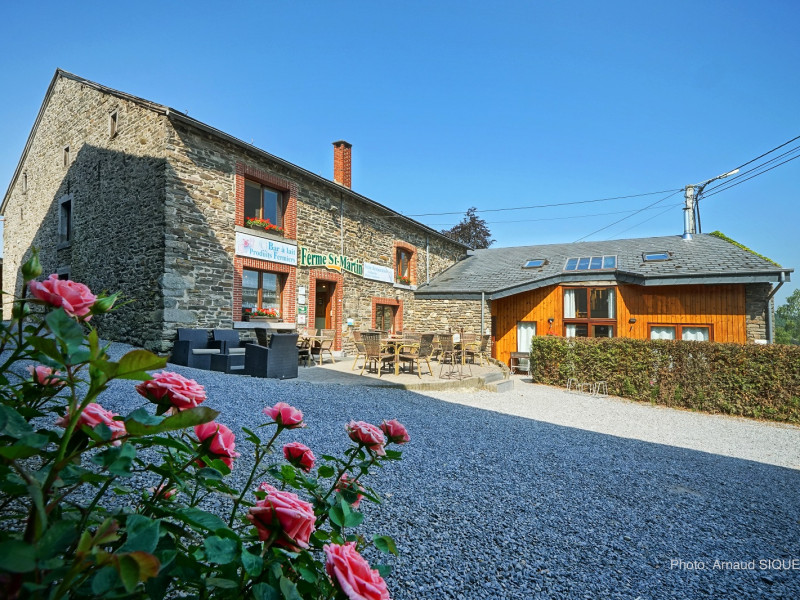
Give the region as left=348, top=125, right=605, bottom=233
left=360, top=332, right=394, bottom=377
left=398, top=333, right=435, bottom=378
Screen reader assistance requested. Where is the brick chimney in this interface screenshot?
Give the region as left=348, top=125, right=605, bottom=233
left=332, top=140, right=352, bottom=188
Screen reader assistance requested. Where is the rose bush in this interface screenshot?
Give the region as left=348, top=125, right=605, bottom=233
left=0, top=250, right=408, bottom=599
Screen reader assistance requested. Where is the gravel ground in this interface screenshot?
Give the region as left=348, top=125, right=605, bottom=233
left=34, top=343, right=800, bottom=598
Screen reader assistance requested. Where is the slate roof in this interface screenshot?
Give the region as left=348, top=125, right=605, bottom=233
left=416, top=234, right=793, bottom=300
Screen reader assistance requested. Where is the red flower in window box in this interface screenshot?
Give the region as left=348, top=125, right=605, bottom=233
left=246, top=307, right=279, bottom=318
left=244, top=217, right=284, bottom=236
left=396, top=276, right=411, bottom=286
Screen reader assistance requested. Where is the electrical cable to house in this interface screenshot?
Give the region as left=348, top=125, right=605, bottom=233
left=426, top=203, right=682, bottom=227
left=572, top=190, right=683, bottom=243
left=577, top=134, right=800, bottom=241
left=702, top=151, right=800, bottom=199
left=395, top=188, right=682, bottom=218
left=606, top=203, right=684, bottom=239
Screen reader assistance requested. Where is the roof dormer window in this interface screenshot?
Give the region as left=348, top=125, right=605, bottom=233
left=643, top=251, right=671, bottom=262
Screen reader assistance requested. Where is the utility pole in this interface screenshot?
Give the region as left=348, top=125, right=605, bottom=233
left=682, top=168, right=739, bottom=240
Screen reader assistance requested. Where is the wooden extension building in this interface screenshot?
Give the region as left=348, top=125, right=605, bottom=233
left=415, top=234, right=793, bottom=367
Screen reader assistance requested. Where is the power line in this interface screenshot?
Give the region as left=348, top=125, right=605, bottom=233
left=702, top=151, right=800, bottom=199
left=578, top=133, right=800, bottom=241
left=396, top=188, right=681, bottom=218
left=573, top=190, right=683, bottom=242
left=427, top=204, right=685, bottom=227
left=703, top=144, right=800, bottom=193
left=606, top=203, right=683, bottom=238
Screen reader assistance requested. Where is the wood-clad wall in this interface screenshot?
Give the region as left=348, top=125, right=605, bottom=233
left=492, top=283, right=748, bottom=366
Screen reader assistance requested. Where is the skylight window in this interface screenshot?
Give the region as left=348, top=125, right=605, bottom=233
left=523, top=259, right=546, bottom=269
left=564, top=255, right=616, bottom=271
left=643, top=251, right=670, bottom=262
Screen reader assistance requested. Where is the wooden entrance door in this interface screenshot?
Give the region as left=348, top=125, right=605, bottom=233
left=315, top=281, right=336, bottom=330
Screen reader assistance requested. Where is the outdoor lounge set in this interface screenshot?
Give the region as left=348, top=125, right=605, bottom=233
left=170, top=328, right=300, bottom=380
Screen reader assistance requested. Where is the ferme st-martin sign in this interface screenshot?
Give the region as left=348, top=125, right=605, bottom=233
left=298, top=247, right=364, bottom=276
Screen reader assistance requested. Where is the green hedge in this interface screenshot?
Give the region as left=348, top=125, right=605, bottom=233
left=528, top=337, right=800, bottom=423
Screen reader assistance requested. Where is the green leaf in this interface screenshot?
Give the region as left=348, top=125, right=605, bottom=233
left=0, top=540, right=37, bottom=572
left=279, top=575, right=303, bottom=600
left=91, top=443, right=136, bottom=477
left=115, top=350, right=167, bottom=380
left=252, top=583, right=279, bottom=600
left=329, top=504, right=345, bottom=528
left=0, top=405, right=34, bottom=438
left=241, top=548, right=263, bottom=577
left=117, top=554, right=141, bottom=593
left=297, top=566, right=317, bottom=583
left=125, top=406, right=219, bottom=436
left=120, top=515, right=160, bottom=553
left=241, top=426, right=262, bottom=445
left=174, top=507, right=228, bottom=533
left=91, top=566, right=121, bottom=595
left=45, top=308, right=85, bottom=357
left=37, top=522, right=78, bottom=559
left=125, top=408, right=163, bottom=427
left=376, top=564, right=392, bottom=577
left=372, top=535, right=398, bottom=556
left=343, top=510, right=364, bottom=528
left=28, top=336, right=63, bottom=364
left=203, top=536, right=239, bottom=565
left=206, top=577, right=238, bottom=589
left=317, top=465, right=335, bottom=478
left=197, top=467, right=224, bottom=481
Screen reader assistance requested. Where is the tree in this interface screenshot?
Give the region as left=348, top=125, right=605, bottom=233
left=441, top=207, right=495, bottom=249
left=775, top=288, right=800, bottom=345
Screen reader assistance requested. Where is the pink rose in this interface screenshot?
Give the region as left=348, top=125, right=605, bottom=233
left=263, top=402, right=305, bottom=429
left=28, top=365, right=65, bottom=388
left=248, top=484, right=316, bottom=550
left=194, top=421, right=240, bottom=468
left=283, top=441, right=316, bottom=472
left=346, top=421, right=386, bottom=456
left=380, top=419, right=410, bottom=445
left=324, top=542, right=390, bottom=600
left=136, top=371, right=206, bottom=411
left=55, top=402, right=127, bottom=445
left=29, top=274, right=96, bottom=319
left=335, top=473, right=365, bottom=509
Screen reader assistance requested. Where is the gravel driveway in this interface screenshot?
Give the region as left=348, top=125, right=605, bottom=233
left=93, top=345, right=800, bottom=598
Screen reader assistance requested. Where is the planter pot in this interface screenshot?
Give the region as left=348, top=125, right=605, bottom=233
left=249, top=316, right=279, bottom=323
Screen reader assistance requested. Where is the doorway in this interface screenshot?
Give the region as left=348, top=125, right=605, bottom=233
left=315, top=280, right=336, bottom=330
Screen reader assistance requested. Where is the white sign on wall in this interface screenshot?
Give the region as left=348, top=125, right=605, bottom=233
left=363, top=262, right=394, bottom=284
left=235, top=233, right=297, bottom=266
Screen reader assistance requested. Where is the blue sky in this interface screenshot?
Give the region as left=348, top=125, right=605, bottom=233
left=1, top=1, right=798, bottom=303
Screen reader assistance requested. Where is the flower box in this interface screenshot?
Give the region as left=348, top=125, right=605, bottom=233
left=244, top=217, right=284, bottom=236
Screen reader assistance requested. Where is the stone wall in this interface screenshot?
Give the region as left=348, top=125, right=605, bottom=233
left=745, top=283, right=771, bottom=343
left=163, top=121, right=467, bottom=352
left=2, top=75, right=169, bottom=350
left=407, top=298, right=490, bottom=335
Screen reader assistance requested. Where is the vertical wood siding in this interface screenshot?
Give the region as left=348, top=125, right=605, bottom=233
left=492, top=283, right=747, bottom=366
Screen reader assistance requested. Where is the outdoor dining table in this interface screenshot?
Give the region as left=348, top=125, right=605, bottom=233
left=380, top=336, right=416, bottom=376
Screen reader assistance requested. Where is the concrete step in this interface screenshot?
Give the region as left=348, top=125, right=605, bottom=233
left=483, top=379, right=514, bottom=393
left=482, top=371, right=505, bottom=385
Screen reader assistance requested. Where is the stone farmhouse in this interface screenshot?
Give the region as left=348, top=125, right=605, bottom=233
left=0, top=70, right=470, bottom=353
left=2, top=70, right=793, bottom=366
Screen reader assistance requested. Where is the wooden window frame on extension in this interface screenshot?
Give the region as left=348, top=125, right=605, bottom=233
left=563, top=286, right=617, bottom=338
